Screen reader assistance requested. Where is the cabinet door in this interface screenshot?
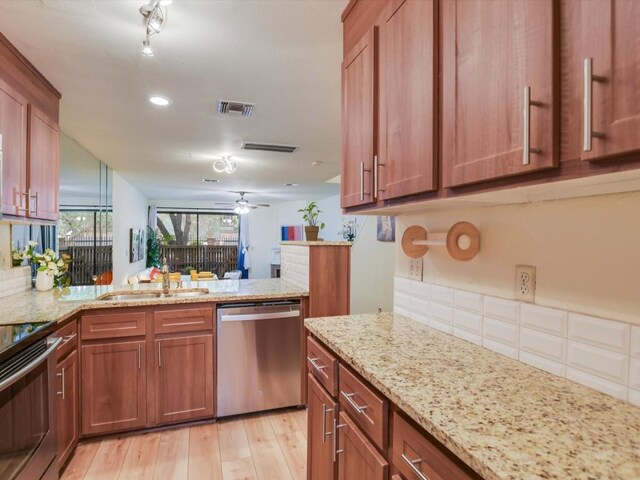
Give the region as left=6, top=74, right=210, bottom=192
left=337, top=411, right=388, bottom=480
left=308, top=374, right=338, bottom=480
left=27, top=105, right=59, bottom=221
left=578, top=0, right=640, bottom=161
left=56, top=350, right=78, bottom=469
left=378, top=0, right=437, bottom=199
left=155, top=334, right=214, bottom=425
left=81, top=341, right=147, bottom=436
left=0, top=79, right=28, bottom=216
left=342, top=27, right=377, bottom=208
left=442, top=0, right=557, bottom=187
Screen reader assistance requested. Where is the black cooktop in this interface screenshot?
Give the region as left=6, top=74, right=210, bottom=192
left=0, top=321, right=57, bottom=364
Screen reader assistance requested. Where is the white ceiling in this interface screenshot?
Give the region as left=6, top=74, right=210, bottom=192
left=0, top=0, right=345, bottom=205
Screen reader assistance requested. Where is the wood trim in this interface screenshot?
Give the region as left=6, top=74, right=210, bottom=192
left=0, top=32, right=61, bottom=98
left=341, top=0, right=359, bottom=22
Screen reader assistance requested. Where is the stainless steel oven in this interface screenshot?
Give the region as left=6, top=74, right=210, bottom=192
left=0, top=333, right=61, bottom=480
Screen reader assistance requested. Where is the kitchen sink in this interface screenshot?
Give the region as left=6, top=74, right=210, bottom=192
left=98, top=292, right=162, bottom=301
left=98, top=288, right=209, bottom=301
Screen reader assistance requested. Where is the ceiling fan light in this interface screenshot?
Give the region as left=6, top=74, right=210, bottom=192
left=141, top=40, right=154, bottom=56
left=225, top=161, right=237, bottom=174
left=234, top=205, right=250, bottom=215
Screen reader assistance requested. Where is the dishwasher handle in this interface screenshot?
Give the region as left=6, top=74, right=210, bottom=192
left=220, top=310, right=300, bottom=322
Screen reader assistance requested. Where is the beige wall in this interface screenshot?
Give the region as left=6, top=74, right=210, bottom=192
left=396, top=191, right=640, bottom=325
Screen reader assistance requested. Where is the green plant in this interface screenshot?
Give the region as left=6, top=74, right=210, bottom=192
left=298, top=202, right=325, bottom=230
left=182, top=265, right=196, bottom=275
left=23, top=243, right=72, bottom=287
left=146, top=227, right=162, bottom=268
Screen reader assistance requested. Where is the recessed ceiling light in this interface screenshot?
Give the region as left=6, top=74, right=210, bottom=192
left=149, top=95, right=170, bottom=106
left=284, top=183, right=298, bottom=187
left=311, top=161, right=322, bottom=166
left=202, top=178, right=220, bottom=183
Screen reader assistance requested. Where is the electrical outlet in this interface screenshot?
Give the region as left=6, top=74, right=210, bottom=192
left=409, top=258, right=423, bottom=281
left=515, top=265, right=536, bottom=303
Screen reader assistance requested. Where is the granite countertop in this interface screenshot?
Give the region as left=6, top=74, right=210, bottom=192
left=280, top=241, right=352, bottom=246
left=0, top=278, right=308, bottom=326
left=305, top=313, right=640, bottom=480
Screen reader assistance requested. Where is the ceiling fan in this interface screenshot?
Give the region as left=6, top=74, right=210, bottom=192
left=214, top=192, right=270, bottom=214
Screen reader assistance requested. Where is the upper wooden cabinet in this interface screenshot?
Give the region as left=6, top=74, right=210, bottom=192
left=0, top=79, right=28, bottom=216
left=341, top=27, right=378, bottom=208
left=378, top=0, right=438, bottom=199
left=442, top=0, right=557, bottom=187
left=561, top=0, right=640, bottom=163
left=0, top=33, right=60, bottom=221
left=28, top=105, right=59, bottom=221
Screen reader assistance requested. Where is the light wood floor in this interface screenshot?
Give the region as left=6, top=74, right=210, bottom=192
left=61, top=408, right=308, bottom=480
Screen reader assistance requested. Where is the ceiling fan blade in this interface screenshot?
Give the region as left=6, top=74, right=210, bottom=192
left=252, top=203, right=271, bottom=207
left=213, top=202, right=236, bottom=206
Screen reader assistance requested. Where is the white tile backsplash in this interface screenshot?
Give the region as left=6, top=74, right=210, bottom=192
left=566, top=367, right=627, bottom=401
left=519, top=350, right=566, bottom=377
left=520, top=327, right=566, bottom=363
left=520, top=304, right=567, bottom=337
left=630, top=326, right=640, bottom=358
left=567, top=342, right=629, bottom=385
left=430, top=284, right=454, bottom=306
left=454, top=290, right=482, bottom=314
left=568, top=313, right=630, bottom=354
left=483, top=317, right=519, bottom=348
left=483, top=296, right=519, bottom=324
left=0, top=267, right=30, bottom=299
left=394, top=276, right=640, bottom=406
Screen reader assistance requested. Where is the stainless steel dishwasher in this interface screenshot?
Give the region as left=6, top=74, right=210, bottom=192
left=216, top=301, right=301, bottom=417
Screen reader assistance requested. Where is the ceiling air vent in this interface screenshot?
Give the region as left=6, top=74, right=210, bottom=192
left=217, top=100, right=254, bottom=117
left=241, top=142, right=299, bottom=153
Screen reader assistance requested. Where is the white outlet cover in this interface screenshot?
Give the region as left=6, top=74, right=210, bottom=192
left=515, top=265, right=536, bottom=303
left=409, top=258, right=423, bottom=281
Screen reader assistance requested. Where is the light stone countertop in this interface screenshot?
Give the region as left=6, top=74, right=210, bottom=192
left=0, top=278, right=308, bottom=326
left=305, top=312, right=640, bottom=480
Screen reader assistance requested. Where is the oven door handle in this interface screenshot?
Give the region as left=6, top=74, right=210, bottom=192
left=0, top=337, right=62, bottom=392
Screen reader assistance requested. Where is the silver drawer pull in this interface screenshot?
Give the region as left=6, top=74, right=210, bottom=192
left=341, top=390, right=368, bottom=414
left=583, top=57, right=606, bottom=152
left=401, top=453, right=430, bottom=480
left=56, top=368, right=65, bottom=400
left=522, top=86, right=542, bottom=165
left=307, top=356, right=327, bottom=372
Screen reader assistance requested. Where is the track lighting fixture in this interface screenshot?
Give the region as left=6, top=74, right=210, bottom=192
left=139, top=1, right=169, bottom=56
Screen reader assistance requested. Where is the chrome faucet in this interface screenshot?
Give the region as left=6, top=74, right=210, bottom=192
left=161, top=257, right=170, bottom=294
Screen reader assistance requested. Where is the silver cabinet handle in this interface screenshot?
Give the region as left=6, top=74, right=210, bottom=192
left=138, top=344, right=141, bottom=370
left=334, top=418, right=347, bottom=461
left=56, top=368, right=65, bottom=399
left=583, top=57, right=606, bottom=152
left=158, top=342, right=162, bottom=368
left=341, top=390, right=368, bottom=414
left=220, top=310, right=300, bottom=322
left=17, top=192, right=29, bottom=213
left=373, top=155, right=378, bottom=199
left=322, top=404, right=334, bottom=443
left=307, top=356, right=327, bottom=372
left=27, top=189, right=38, bottom=217
left=401, top=453, right=430, bottom=480
left=61, top=333, right=76, bottom=346
left=360, top=161, right=365, bottom=201
left=32, top=190, right=39, bottom=217
left=522, top=86, right=542, bottom=165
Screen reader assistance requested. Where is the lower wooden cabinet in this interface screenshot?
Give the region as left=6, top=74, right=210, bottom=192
left=307, top=374, right=338, bottom=480
left=155, top=334, right=214, bottom=425
left=56, top=347, right=78, bottom=468
left=81, top=340, right=147, bottom=436
left=337, top=411, right=388, bottom=480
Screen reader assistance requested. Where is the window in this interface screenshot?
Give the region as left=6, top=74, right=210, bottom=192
left=58, top=210, right=113, bottom=285
left=155, top=211, right=239, bottom=276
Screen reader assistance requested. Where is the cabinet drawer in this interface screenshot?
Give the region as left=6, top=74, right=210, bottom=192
left=307, top=336, right=338, bottom=396
left=339, top=364, right=388, bottom=450
left=154, top=307, right=213, bottom=335
left=81, top=311, right=146, bottom=340
left=56, top=319, right=78, bottom=361
left=392, top=412, right=478, bottom=480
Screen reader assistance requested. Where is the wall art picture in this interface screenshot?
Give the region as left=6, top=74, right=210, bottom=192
left=130, top=228, right=146, bottom=263
left=377, top=216, right=396, bottom=242
left=281, top=225, right=303, bottom=241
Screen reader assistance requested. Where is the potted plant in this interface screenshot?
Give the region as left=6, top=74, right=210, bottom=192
left=298, top=202, right=325, bottom=241
left=24, top=242, right=72, bottom=291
